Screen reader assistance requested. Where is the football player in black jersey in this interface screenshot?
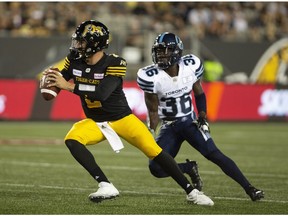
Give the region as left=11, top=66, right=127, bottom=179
left=43, top=20, right=214, bottom=205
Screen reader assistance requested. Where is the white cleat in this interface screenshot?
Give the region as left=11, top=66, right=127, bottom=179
left=88, top=182, right=119, bottom=203
left=187, top=189, right=214, bottom=206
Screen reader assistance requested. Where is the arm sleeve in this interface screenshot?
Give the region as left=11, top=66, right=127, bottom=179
left=195, top=92, right=207, bottom=114
left=73, top=75, right=121, bottom=101
left=72, top=54, right=126, bottom=101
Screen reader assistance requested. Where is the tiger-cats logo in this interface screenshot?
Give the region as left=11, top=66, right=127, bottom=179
left=83, top=24, right=104, bottom=37
left=250, top=38, right=288, bottom=85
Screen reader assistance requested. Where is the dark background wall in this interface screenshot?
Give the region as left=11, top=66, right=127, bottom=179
left=0, top=37, right=273, bottom=79
left=201, top=39, right=272, bottom=75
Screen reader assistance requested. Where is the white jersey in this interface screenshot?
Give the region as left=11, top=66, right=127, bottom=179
left=137, top=54, right=204, bottom=120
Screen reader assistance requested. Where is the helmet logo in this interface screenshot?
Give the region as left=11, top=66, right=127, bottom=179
left=83, top=24, right=104, bottom=37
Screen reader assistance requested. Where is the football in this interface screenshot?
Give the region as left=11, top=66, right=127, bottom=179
left=40, top=68, right=61, bottom=101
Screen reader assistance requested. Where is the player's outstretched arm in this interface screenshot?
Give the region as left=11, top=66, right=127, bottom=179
left=144, top=92, right=159, bottom=132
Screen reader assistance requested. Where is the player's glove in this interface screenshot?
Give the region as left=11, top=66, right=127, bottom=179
left=197, top=116, right=210, bottom=133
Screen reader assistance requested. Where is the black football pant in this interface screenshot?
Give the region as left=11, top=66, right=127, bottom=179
left=149, top=116, right=251, bottom=191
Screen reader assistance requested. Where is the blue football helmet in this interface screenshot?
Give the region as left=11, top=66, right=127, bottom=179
left=152, top=32, right=183, bottom=69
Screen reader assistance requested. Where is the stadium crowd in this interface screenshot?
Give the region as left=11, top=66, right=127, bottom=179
left=0, top=2, right=288, bottom=43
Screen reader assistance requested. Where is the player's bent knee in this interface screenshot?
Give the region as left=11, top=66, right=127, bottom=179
left=65, top=139, right=83, bottom=150
left=148, top=163, right=165, bottom=178
left=65, top=139, right=74, bottom=148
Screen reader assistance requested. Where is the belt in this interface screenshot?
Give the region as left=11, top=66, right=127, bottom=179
left=162, top=115, right=191, bottom=125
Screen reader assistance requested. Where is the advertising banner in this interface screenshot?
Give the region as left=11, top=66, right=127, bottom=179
left=0, top=80, right=37, bottom=120
left=0, top=80, right=287, bottom=121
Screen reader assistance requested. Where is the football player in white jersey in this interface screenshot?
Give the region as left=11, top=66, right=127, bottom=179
left=137, top=32, right=264, bottom=201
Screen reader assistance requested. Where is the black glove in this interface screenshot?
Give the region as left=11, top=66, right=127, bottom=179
left=197, top=116, right=210, bottom=133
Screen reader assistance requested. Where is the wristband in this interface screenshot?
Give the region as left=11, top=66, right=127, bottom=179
left=195, top=93, right=207, bottom=114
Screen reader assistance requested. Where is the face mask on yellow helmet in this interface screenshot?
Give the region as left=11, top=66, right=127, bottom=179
left=69, top=20, right=110, bottom=60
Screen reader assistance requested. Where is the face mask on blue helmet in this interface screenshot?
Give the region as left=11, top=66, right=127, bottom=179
left=152, top=32, right=183, bottom=69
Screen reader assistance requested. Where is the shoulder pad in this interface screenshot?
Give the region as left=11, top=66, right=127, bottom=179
left=106, top=54, right=127, bottom=77
left=63, top=56, right=71, bottom=70
left=137, top=64, right=158, bottom=93
left=181, top=54, right=204, bottom=80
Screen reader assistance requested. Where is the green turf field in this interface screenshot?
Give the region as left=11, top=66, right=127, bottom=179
left=0, top=121, right=287, bottom=214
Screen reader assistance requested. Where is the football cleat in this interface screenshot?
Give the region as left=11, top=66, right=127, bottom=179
left=186, top=159, right=203, bottom=191
left=246, top=185, right=264, bottom=201
left=187, top=189, right=214, bottom=206
left=88, top=182, right=119, bottom=203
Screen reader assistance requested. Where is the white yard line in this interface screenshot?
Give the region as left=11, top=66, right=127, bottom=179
left=0, top=182, right=287, bottom=204
left=0, top=159, right=287, bottom=179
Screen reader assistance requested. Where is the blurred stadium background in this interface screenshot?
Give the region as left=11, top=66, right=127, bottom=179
left=0, top=1, right=287, bottom=122
left=0, top=2, right=288, bottom=214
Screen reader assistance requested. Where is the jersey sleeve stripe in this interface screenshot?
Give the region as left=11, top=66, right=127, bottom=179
left=106, top=71, right=126, bottom=76
left=106, top=66, right=126, bottom=76
left=106, top=70, right=126, bottom=72
left=137, top=77, right=154, bottom=93
left=107, top=68, right=126, bottom=72
left=195, top=64, right=204, bottom=79
left=64, top=57, right=70, bottom=70
left=107, top=67, right=126, bottom=70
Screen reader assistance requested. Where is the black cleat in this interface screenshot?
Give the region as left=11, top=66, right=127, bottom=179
left=246, top=185, right=265, bottom=201
left=186, top=159, right=203, bottom=191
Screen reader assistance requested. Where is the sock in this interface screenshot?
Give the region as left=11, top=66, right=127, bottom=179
left=153, top=151, right=194, bottom=194
left=65, top=139, right=109, bottom=183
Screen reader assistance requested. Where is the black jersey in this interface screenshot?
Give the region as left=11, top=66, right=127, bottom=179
left=61, top=53, right=132, bottom=122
